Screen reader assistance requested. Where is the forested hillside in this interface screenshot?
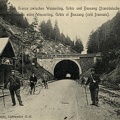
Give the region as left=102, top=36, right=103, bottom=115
left=0, top=0, right=84, bottom=79
left=0, top=0, right=29, bottom=28
left=86, top=12, right=120, bottom=89
left=0, top=0, right=84, bottom=54
left=39, top=19, right=84, bottom=53
left=87, top=12, right=120, bottom=54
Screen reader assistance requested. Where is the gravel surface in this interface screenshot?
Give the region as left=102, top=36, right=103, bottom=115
left=0, top=80, right=119, bottom=120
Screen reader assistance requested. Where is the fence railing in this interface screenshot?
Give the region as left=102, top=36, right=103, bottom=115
left=37, top=53, right=96, bottom=59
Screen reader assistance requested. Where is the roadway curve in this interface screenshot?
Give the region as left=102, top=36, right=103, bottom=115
left=0, top=80, right=119, bottom=120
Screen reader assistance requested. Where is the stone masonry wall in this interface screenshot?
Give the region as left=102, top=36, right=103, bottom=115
left=76, top=57, right=94, bottom=74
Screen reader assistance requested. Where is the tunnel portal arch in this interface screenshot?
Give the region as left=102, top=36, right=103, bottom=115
left=54, top=59, right=82, bottom=80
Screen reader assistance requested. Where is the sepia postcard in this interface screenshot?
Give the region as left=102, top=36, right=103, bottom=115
left=0, top=0, right=120, bottom=120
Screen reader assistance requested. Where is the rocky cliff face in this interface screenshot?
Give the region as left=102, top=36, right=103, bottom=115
left=0, top=17, right=76, bottom=79
left=0, top=17, right=75, bottom=57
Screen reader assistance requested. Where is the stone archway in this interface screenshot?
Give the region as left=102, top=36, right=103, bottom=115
left=54, top=59, right=81, bottom=80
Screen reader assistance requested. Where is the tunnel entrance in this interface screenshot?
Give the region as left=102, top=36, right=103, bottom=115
left=54, top=60, right=80, bottom=80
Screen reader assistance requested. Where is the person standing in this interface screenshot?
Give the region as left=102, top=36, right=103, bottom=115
left=42, top=73, right=48, bottom=89
left=29, top=72, right=37, bottom=94
left=81, top=77, right=85, bottom=87
left=86, top=68, right=101, bottom=107
left=4, top=70, right=23, bottom=106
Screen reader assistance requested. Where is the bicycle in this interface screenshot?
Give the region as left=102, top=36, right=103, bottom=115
left=23, top=81, right=43, bottom=95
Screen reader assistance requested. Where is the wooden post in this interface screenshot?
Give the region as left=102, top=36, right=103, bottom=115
left=84, top=86, right=88, bottom=105
left=22, top=45, right=24, bottom=78
left=2, top=88, right=5, bottom=107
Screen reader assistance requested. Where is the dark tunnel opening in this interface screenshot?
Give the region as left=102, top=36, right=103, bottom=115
left=54, top=60, right=79, bottom=80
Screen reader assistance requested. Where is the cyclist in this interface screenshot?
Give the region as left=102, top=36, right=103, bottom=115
left=29, top=72, right=37, bottom=94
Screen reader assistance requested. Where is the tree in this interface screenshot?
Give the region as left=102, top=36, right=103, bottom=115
left=0, top=0, right=8, bottom=20
left=65, top=35, right=72, bottom=46
left=60, top=32, right=66, bottom=44
left=52, top=20, right=61, bottom=41
left=31, top=16, right=39, bottom=31
left=0, top=1, right=29, bottom=28
left=46, top=19, right=53, bottom=39
left=87, top=12, right=120, bottom=54
left=39, top=20, right=47, bottom=37
left=87, top=31, right=99, bottom=53
left=72, top=36, right=84, bottom=53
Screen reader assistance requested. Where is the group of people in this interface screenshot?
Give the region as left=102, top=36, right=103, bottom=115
left=4, top=70, right=48, bottom=106
left=4, top=67, right=101, bottom=107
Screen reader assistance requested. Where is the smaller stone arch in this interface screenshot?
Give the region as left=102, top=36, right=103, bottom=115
left=53, top=59, right=82, bottom=80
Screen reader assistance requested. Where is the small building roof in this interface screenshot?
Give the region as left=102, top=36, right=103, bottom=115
left=0, top=37, right=15, bottom=57
left=0, top=37, right=9, bottom=55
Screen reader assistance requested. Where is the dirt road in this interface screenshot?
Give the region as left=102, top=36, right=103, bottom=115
left=0, top=80, right=119, bottom=120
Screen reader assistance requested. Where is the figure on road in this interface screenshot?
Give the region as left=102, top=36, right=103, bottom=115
left=81, top=77, right=85, bottom=87
left=42, top=73, right=48, bottom=89
left=4, top=70, right=23, bottom=106
left=86, top=68, right=101, bottom=107
left=29, top=72, right=37, bottom=94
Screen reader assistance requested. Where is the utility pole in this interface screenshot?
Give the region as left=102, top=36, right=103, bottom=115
left=21, top=29, right=28, bottom=78
left=22, top=45, right=24, bottom=78
left=13, top=57, right=17, bottom=77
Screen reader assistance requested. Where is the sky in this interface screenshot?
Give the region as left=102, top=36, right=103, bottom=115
left=8, top=0, right=120, bottom=53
